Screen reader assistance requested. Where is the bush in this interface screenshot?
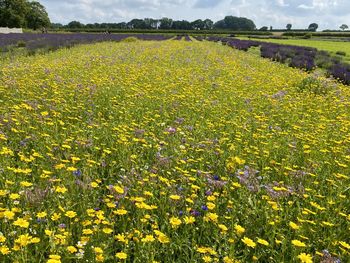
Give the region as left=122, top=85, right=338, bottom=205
left=336, top=51, right=346, bottom=56
left=302, top=33, right=312, bottom=39
left=121, top=37, right=138, bottom=42
left=297, top=76, right=330, bottom=95
left=17, top=41, right=26, bottom=48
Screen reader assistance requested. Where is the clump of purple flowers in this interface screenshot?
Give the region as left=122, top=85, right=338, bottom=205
left=235, top=166, right=261, bottom=192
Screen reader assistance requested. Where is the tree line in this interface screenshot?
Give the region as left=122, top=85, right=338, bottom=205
left=52, top=16, right=257, bottom=31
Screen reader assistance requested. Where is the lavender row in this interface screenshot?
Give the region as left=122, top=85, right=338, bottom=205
left=0, top=33, right=172, bottom=51
left=206, top=36, right=350, bottom=85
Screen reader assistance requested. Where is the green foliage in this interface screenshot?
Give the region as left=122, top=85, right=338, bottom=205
left=340, top=24, right=348, bottom=31
left=308, top=23, right=319, bottom=32
left=0, top=0, right=28, bottom=27
left=303, top=33, right=313, bottom=39
left=214, top=16, right=256, bottom=31
left=336, top=51, right=346, bottom=56
left=26, top=1, right=50, bottom=30
left=297, top=76, right=330, bottom=95
left=0, top=0, right=50, bottom=29
left=67, top=21, right=84, bottom=28
left=17, top=40, right=26, bottom=47
left=120, top=37, right=138, bottom=42
left=159, top=17, right=173, bottom=29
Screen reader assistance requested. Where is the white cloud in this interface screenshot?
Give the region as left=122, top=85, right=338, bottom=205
left=40, top=0, right=350, bottom=30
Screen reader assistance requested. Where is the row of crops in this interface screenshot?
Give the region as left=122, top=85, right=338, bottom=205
left=206, top=36, right=350, bottom=85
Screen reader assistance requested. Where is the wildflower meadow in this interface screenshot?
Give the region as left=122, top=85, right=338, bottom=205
left=0, top=39, right=349, bottom=262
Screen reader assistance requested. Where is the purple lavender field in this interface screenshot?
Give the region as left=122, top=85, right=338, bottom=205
left=0, top=33, right=172, bottom=51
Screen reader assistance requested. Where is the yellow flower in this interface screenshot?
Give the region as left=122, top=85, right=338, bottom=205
left=218, top=224, right=228, bottom=232
left=9, top=193, right=20, bottom=200
left=197, top=247, right=209, bottom=254
left=297, top=253, right=313, bottom=263
left=13, top=218, right=29, bottom=228
left=51, top=213, right=61, bottom=221
left=47, top=254, right=61, bottom=263
left=55, top=186, right=68, bottom=194
left=141, top=234, right=155, bottom=243
left=184, top=216, right=196, bottom=224
left=207, top=202, right=216, bottom=210
left=115, top=233, right=128, bottom=244
left=83, top=229, right=94, bottom=235
left=234, top=224, right=245, bottom=235
left=289, top=221, right=300, bottom=230
left=37, top=212, right=47, bottom=218
left=115, top=209, right=128, bottom=215
left=0, top=246, right=10, bottom=255
left=241, top=237, right=256, bottom=248
left=67, top=246, right=77, bottom=253
left=15, top=234, right=33, bottom=247
left=115, top=252, right=127, bottom=259
left=4, top=210, right=15, bottom=220
left=90, top=182, right=99, bottom=188
left=113, top=186, right=124, bottom=194
left=204, top=212, right=218, bottom=223
left=257, top=238, right=269, bottom=246
left=102, top=228, right=113, bottom=234
left=65, top=211, right=77, bottom=218
left=31, top=237, right=40, bottom=243
left=292, top=240, right=307, bottom=247
left=96, top=254, right=104, bottom=262
left=339, top=241, right=350, bottom=250
left=169, top=194, right=181, bottom=200
left=0, top=235, right=6, bottom=243
left=202, top=255, right=212, bottom=262
left=169, top=217, right=182, bottom=228
left=20, top=181, right=33, bottom=187
left=94, top=247, right=103, bottom=254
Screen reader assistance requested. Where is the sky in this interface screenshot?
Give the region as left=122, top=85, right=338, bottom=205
left=40, top=0, right=350, bottom=30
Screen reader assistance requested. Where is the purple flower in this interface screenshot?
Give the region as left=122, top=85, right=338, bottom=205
left=166, top=127, right=176, bottom=133
left=190, top=210, right=201, bottom=217
left=201, top=205, right=208, bottom=211
left=73, top=169, right=82, bottom=177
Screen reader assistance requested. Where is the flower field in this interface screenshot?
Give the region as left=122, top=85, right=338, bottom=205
left=0, top=40, right=349, bottom=262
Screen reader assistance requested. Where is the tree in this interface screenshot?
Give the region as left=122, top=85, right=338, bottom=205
left=127, top=19, right=147, bottom=29
left=144, top=18, right=159, bottom=29
left=203, top=19, right=213, bottom=30
left=340, top=24, right=349, bottom=31
left=159, top=17, right=173, bottom=29
left=308, top=23, right=318, bottom=32
left=26, top=1, right=50, bottom=30
left=286, top=23, right=292, bottom=30
left=259, top=26, right=268, bottom=31
left=213, top=19, right=225, bottom=29
left=67, top=21, right=84, bottom=28
left=51, top=23, right=63, bottom=29
left=0, top=0, right=28, bottom=28
left=191, top=19, right=205, bottom=30
left=171, top=20, right=191, bottom=30
left=214, top=16, right=256, bottom=31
